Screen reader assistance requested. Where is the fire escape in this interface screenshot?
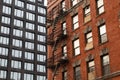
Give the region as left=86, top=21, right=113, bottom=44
left=47, top=3, right=68, bottom=80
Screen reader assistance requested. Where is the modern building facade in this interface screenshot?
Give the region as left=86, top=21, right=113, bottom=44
left=0, top=0, right=47, bottom=80
left=47, top=0, right=120, bottom=80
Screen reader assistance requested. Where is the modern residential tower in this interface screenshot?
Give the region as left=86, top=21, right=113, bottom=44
left=0, top=0, right=47, bottom=80
left=47, top=0, right=120, bottom=80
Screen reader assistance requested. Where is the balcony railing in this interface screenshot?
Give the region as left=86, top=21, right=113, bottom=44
left=47, top=53, right=68, bottom=69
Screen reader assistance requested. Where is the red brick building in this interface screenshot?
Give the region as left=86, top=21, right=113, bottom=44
left=46, top=0, right=120, bottom=80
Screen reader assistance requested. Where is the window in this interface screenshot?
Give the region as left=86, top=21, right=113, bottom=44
left=37, top=75, right=46, bottom=80
left=25, top=42, right=34, bottom=50
left=24, top=62, right=34, bottom=71
left=0, top=70, right=7, bottom=79
left=84, top=5, right=91, bottom=23
left=0, top=36, right=9, bottom=45
left=38, top=16, right=46, bottom=24
left=12, top=49, right=22, bottom=58
left=61, top=1, right=66, bottom=11
left=99, top=24, right=107, bottom=43
left=37, top=54, right=46, bottom=62
left=3, top=0, right=12, bottom=4
left=14, top=9, right=24, bottom=18
left=0, top=26, right=10, bottom=34
left=2, top=6, right=11, bottom=14
left=88, top=61, right=95, bottom=80
left=0, top=58, right=7, bottom=67
left=74, top=66, right=81, bottom=80
left=37, top=44, right=46, bottom=52
left=62, top=45, right=67, bottom=56
left=24, top=74, right=33, bottom=80
left=13, top=29, right=23, bottom=37
left=102, top=55, right=110, bottom=75
left=25, top=52, right=34, bottom=60
left=2, top=16, right=10, bottom=24
left=10, top=72, right=21, bottom=80
left=14, top=19, right=23, bottom=27
left=37, top=64, right=46, bottom=72
left=12, top=39, right=22, bottom=47
left=27, top=3, right=35, bottom=11
left=38, top=25, right=46, bottom=33
left=11, top=60, right=21, bottom=69
left=72, top=0, right=82, bottom=6
left=26, top=12, right=35, bottom=21
left=25, top=32, right=34, bottom=40
left=62, top=22, right=67, bottom=35
left=85, top=32, right=93, bottom=50
left=73, top=39, right=80, bottom=56
left=38, top=7, right=46, bottom=14
left=62, top=71, right=67, bottom=80
left=0, top=47, right=8, bottom=56
left=15, top=0, right=24, bottom=8
left=26, top=22, right=35, bottom=30
left=72, top=14, right=79, bottom=30
left=37, top=35, right=46, bottom=42
left=96, top=0, right=104, bottom=14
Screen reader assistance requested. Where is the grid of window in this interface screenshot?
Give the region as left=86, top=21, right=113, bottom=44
left=24, top=73, right=33, bottom=80
left=37, top=75, right=46, bottom=80
left=28, top=0, right=35, bottom=3
left=25, top=42, right=34, bottom=50
left=13, top=29, right=23, bottom=37
left=0, top=26, right=10, bottom=34
left=14, top=19, right=23, bottom=27
left=37, top=44, right=46, bottom=52
left=11, top=60, right=21, bottom=69
left=2, top=16, right=10, bottom=24
left=38, top=7, right=46, bottom=14
left=0, top=36, right=9, bottom=45
left=73, top=39, right=80, bottom=56
left=12, top=39, right=22, bottom=47
left=15, top=0, right=24, bottom=8
left=38, top=25, right=46, bottom=33
left=37, top=35, right=46, bottom=42
left=61, top=0, right=66, bottom=11
left=10, top=72, right=21, bottom=80
left=73, top=14, right=79, bottom=30
left=37, top=64, right=46, bottom=72
left=27, top=3, right=35, bottom=11
left=96, top=0, right=104, bottom=14
left=24, top=62, right=34, bottom=71
left=62, top=45, right=67, bottom=56
left=62, top=71, right=67, bottom=80
left=25, top=32, right=34, bottom=40
left=86, top=32, right=93, bottom=43
left=26, top=12, right=35, bottom=21
left=38, top=16, right=46, bottom=24
left=0, top=47, right=8, bottom=56
left=25, top=52, right=34, bottom=60
left=99, top=24, right=107, bottom=43
left=37, top=54, right=46, bottom=62
left=12, top=49, right=22, bottom=58
left=0, top=58, right=7, bottom=67
left=0, top=70, right=7, bottom=79
left=74, top=66, right=81, bottom=80
left=88, top=61, right=95, bottom=80
left=3, top=0, right=12, bottom=4
left=102, top=55, right=110, bottom=75
left=26, top=22, right=35, bottom=30
left=84, top=5, right=91, bottom=23
left=62, top=22, right=67, bottom=35
left=14, top=9, right=24, bottom=18
left=2, top=5, right=11, bottom=14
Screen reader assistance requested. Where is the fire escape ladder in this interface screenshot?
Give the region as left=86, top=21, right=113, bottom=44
left=52, top=63, right=60, bottom=80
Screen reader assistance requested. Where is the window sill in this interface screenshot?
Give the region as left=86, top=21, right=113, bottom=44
left=96, top=11, right=106, bottom=18
left=99, top=40, right=109, bottom=46
left=85, top=47, right=94, bottom=52
left=83, top=19, right=92, bottom=25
